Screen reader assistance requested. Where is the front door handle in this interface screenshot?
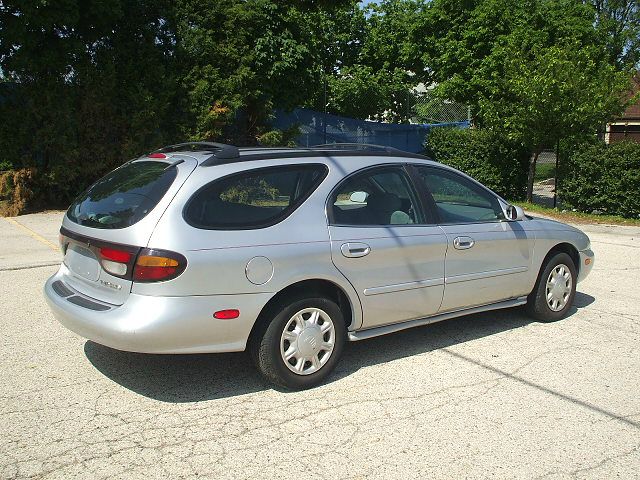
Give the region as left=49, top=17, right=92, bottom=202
left=453, top=236, right=475, bottom=250
left=341, top=242, right=371, bottom=258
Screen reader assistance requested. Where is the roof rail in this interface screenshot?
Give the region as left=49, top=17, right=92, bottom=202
left=155, top=142, right=240, bottom=162
left=311, top=143, right=402, bottom=153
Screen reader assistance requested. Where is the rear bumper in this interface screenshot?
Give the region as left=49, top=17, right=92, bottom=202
left=44, top=270, right=272, bottom=354
left=577, top=249, right=594, bottom=283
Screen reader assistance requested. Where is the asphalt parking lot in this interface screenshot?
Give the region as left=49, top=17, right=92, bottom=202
left=1, top=212, right=638, bottom=479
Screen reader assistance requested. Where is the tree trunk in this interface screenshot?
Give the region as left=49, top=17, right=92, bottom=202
left=526, top=149, right=540, bottom=203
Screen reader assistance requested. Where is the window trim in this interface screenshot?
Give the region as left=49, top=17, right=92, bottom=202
left=326, top=163, right=434, bottom=227
left=411, top=165, right=506, bottom=226
left=183, top=163, right=328, bottom=230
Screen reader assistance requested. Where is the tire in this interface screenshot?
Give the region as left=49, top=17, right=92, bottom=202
left=252, top=296, right=346, bottom=390
left=526, top=252, right=577, bottom=322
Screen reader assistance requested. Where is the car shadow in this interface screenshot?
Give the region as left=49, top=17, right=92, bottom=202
left=84, top=292, right=596, bottom=402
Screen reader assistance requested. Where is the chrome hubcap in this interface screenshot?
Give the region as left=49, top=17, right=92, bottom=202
left=546, top=263, right=572, bottom=312
left=280, top=308, right=335, bottom=376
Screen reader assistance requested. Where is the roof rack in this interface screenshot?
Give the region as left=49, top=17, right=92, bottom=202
left=310, top=143, right=402, bottom=153
left=155, top=142, right=240, bottom=162
left=148, top=141, right=427, bottom=166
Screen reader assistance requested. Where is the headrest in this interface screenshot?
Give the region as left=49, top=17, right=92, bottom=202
left=367, top=192, right=401, bottom=212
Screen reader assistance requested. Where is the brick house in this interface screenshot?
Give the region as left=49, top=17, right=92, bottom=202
left=605, top=73, right=640, bottom=143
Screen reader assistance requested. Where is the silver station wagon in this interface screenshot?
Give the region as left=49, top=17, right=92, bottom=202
left=44, top=143, right=594, bottom=389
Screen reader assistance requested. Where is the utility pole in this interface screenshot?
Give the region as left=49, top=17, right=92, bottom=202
left=323, top=73, right=327, bottom=144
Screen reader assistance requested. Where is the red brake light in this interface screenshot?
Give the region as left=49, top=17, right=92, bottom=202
left=214, top=309, right=240, bottom=319
left=147, top=153, right=167, bottom=159
left=99, top=248, right=132, bottom=263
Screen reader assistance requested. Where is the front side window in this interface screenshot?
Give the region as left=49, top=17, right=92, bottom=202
left=184, top=164, right=327, bottom=229
left=415, top=166, right=504, bottom=223
left=331, top=167, right=423, bottom=225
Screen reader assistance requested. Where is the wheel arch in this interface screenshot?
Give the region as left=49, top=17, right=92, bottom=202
left=545, top=242, right=580, bottom=275
left=247, top=278, right=356, bottom=349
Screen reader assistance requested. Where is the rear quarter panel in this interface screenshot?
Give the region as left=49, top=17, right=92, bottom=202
left=138, top=157, right=368, bottom=329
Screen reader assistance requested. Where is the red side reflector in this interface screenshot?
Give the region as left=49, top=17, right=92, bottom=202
left=214, top=309, right=240, bottom=320
left=99, top=247, right=132, bottom=263
left=147, top=153, right=167, bottom=159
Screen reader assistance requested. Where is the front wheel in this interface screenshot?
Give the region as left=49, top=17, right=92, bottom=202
left=252, top=297, right=346, bottom=390
left=526, top=252, right=577, bottom=322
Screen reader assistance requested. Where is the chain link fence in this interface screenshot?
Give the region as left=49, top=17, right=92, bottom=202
left=532, top=149, right=559, bottom=208
left=409, top=91, right=470, bottom=124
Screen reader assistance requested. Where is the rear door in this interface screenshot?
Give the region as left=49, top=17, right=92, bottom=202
left=412, top=165, right=533, bottom=312
left=328, top=165, right=447, bottom=329
left=60, top=156, right=197, bottom=305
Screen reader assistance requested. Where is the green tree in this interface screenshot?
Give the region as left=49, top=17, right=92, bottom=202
left=174, top=0, right=356, bottom=142
left=590, top=0, right=640, bottom=68
left=0, top=0, right=179, bottom=206
left=417, top=0, right=631, bottom=201
left=311, top=0, right=427, bottom=122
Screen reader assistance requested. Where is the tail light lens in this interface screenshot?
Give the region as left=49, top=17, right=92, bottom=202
left=100, top=248, right=132, bottom=263
left=133, top=248, right=187, bottom=282
left=99, top=247, right=134, bottom=277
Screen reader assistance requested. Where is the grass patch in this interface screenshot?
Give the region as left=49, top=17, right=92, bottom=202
left=513, top=201, right=640, bottom=226
left=534, top=163, right=555, bottom=182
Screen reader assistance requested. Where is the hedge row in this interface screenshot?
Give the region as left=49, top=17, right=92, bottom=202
left=559, top=140, right=640, bottom=218
left=425, top=127, right=530, bottom=200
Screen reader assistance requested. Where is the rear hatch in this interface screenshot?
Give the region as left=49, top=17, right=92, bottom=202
left=59, top=155, right=197, bottom=305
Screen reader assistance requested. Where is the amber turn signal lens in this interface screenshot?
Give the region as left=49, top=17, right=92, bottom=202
left=136, top=256, right=179, bottom=267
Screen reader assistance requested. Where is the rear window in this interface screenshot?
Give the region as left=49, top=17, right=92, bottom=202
left=184, top=164, right=327, bottom=229
left=67, top=161, right=178, bottom=229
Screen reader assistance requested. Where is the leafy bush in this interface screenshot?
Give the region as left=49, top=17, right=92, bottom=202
left=0, top=168, right=37, bottom=216
left=425, top=127, right=529, bottom=200
left=559, top=141, right=640, bottom=218
left=257, top=126, right=301, bottom=147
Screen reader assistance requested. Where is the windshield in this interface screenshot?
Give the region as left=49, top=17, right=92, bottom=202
left=67, top=160, right=177, bottom=229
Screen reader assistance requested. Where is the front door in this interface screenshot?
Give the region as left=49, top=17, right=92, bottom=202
left=413, top=166, right=533, bottom=312
left=328, top=165, right=447, bottom=329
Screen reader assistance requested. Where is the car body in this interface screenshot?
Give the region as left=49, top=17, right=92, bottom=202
left=44, top=143, right=594, bottom=388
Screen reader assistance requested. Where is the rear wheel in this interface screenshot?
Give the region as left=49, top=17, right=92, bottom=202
left=526, top=252, right=577, bottom=322
left=252, top=297, right=346, bottom=390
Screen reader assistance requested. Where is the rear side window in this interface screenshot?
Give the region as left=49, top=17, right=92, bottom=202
left=184, top=164, right=328, bottom=229
left=68, top=161, right=178, bottom=229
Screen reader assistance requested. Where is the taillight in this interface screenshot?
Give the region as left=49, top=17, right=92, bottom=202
left=133, top=248, right=187, bottom=282
left=100, top=248, right=132, bottom=263
left=99, top=247, right=134, bottom=277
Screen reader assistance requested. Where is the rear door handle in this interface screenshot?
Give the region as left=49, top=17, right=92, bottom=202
left=453, top=236, right=475, bottom=250
left=341, top=242, right=371, bottom=258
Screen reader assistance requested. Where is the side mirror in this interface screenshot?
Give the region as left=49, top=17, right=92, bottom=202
left=349, top=191, right=368, bottom=203
left=505, top=204, right=525, bottom=221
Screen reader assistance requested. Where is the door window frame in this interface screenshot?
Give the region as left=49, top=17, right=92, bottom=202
left=326, top=163, right=436, bottom=227
left=407, top=164, right=506, bottom=226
